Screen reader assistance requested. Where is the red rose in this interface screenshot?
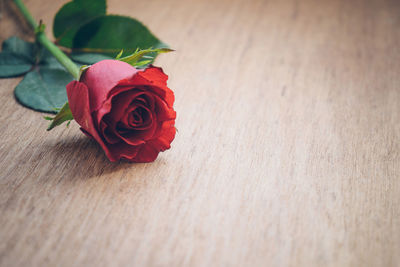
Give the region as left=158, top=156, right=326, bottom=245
left=66, top=60, right=176, bottom=162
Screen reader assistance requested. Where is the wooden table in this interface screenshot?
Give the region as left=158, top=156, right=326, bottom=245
left=1, top=0, right=399, bottom=266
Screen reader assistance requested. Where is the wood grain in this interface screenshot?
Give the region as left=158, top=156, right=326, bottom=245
left=1, top=0, right=400, bottom=266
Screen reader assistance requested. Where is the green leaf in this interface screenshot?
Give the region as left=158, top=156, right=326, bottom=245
left=70, top=52, right=113, bottom=64
left=0, top=52, right=32, bottom=77
left=132, top=60, right=152, bottom=68
left=54, top=0, right=106, bottom=47
left=0, top=37, right=77, bottom=113
left=115, top=49, right=124, bottom=60
left=46, top=102, right=73, bottom=130
left=14, top=67, right=73, bottom=113
left=119, top=47, right=173, bottom=68
left=72, top=15, right=166, bottom=56
left=40, top=55, right=68, bottom=70
left=0, top=37, right=36, bottom=77
left=2, top=36, right=35, bottom=63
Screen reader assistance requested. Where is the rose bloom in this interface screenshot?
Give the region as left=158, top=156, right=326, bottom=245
left=66, top=60, right=176, bottom=162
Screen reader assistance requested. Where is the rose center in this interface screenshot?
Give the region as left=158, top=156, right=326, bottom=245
left=130, top=107, right=144, bottom=125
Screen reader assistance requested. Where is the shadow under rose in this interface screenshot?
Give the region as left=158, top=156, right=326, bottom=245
left=37, top=135, right=141, bottom=181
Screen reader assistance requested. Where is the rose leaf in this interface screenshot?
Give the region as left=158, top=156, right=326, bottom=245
left=53, top=0, right=106, bottom=48
left=0, top=36, right=36, bottom=77
left=72, top=15, right=167, bottom=57
left=0, top=37, right=79, bottom=113
left=2, top=36, right=36, bottom=62
left=0, top=53, right=32, bottom=77
left=69, top=52, right=113, bottom=64
left=14, top=66, right=73, bottom=113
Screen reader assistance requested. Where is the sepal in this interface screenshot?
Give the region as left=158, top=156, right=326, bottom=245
left=46, top=102, right=74, bottom=130
left=118, top=47, right=173, bottom=68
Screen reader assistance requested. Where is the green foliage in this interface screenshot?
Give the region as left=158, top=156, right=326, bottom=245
left=0, top=36, right=35, bottom=77
left=14, top=66, right=73, bottom=113
left=54, top=0, right=168, bottom=62
left=119, top=47, right=173, bottom=68
left=70, top=52, right=113, bottom=64
left=2, top=36, right=35, bottom=62
left=115, top=50, right=124, bottom=60
left=0, top=37, right=74, bottom=113
left=72, top=15, right=165, bottom=56
left=46, top=102, right=74, bottom=130
left=53, top=0, right=106, bottom=47
left=0, top=53, right=32, bottom=77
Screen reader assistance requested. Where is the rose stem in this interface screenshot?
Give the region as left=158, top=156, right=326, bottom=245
left=13, top=0, right=80, bottom=80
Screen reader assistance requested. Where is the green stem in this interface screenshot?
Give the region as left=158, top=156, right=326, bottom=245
left=13, top=0, right=80, bottom=80
left=36, top=34, right=79, bottom=79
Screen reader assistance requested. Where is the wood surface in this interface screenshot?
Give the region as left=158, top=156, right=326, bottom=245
left=1, top=0, right=400, bottom=266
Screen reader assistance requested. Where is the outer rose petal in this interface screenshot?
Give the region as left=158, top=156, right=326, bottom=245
left=66, top=81, right=117, bottom=161
left=80, top=60, right=138, bottom=112
left=138, top=66, right=175, bottom=108
left=153, top=120, right=176, bottom=143
left=153, top=95, right=177, bottom=122
left=106, top=142, right=141, bottom=161
left=108, top=66, right=174, bottom=108
left=128, top=143, right=160, bottom=162
left=125, top=120, right=176, bottom=163
left=139, top=66, right=168, bottom=86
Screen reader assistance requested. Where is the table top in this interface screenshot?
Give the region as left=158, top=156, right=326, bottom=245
left=1, top=0, right=399, bottom=266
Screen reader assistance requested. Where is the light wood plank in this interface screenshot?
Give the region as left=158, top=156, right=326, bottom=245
left=1, top=0, right=399, bottom=266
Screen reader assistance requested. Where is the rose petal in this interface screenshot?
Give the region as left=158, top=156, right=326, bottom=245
left=115, top=113, right=157, bottom=145
left=153, top=95, right=177, bottom=122
left=66, top=81, right=118, bottom=161
left=126, top=119, right=176, bottom=162
left=100, top=121, right=119, bottom=144
left=103, top=90, right=143, bottom=124
left=108, top=67, right=174, bottom=108
left=128, top=123, right=175, bottom=163
left=95, top=89, right=155, bottom=128
left=127, top=143, right=160, bottom=162
left=107, top=142, right=141, bottom=160
left=124, top=105, right=153, bottom=129
left=153, top=120, right=176, bottom=144
left=139, top=67, right=174, bottom=108
left=139, top=65, right=168, bottom=85
left=80, top=60, right=138, bottom=112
